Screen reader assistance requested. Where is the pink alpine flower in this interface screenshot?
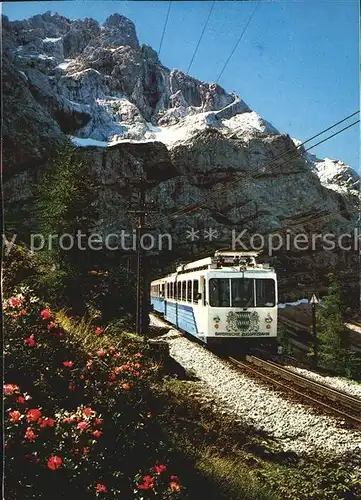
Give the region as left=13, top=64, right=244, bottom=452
left=40, top=309, right=51, bottom=320
left=138, top=475, right=154, bottom=490
left=26, top=408, right=42, bottom=422
left=9, top=410, right=22, bottom=423
left=154, top=464, right=167, bottom=474
left=4, top=383, right=19, bottom=396
left=24, top=427, right=38, bottom=441
left=24, top=334, right=36, bottom=347
left=10, top=297, right=21, bottom=307
left=83, top=407, right=95, bottom=417
left=95, top=483, right=108, bottom=493
left=47, top=455, right=63, bottom=470
left=77, top=421, right=88, bottom=431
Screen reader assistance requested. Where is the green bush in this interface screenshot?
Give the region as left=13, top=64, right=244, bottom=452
left=4, top=287, right=185, bottom=499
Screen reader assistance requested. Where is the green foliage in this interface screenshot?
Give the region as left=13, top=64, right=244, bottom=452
left=256, top=454, right=361, bottom=500
left=36, top=140, right=97, bottom=237
left=344, top=349, right=361, bottom=380
left=3, top=244, right=37, bottom=296
left=4, top=288, right=183, bottom=499
left=317, top=274, right=352, bottom=375
left=33, top=141, right=99, bottom=314
left=31, top=140, right=137, bottom=321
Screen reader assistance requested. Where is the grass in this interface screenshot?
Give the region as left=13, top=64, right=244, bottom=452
left=152, top=371, right=361, bottom=500
left=56, top=312, right=361, bottom=499
left=5, top=287, right=361, bottom=499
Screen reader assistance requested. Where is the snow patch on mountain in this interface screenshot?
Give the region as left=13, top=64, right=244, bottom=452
left=55, top=59, right=75, bottom=70
left=291, top=139, right=359, bottom=196
left=223, top=111, right=279, bottom=137
left=70, top=99, right=280, bottom=149
left=43, top=37, right=62, bottom=43
left=5, top=10, right=358, bottom=199
left=71, top=136, right=109, bottom=147
left=311, top=158, right=359, bottom=195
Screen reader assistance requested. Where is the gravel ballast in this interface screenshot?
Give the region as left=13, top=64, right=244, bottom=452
left=152, top=318, right=361, bottom=460
left=285, top=365, right=361, bottom=399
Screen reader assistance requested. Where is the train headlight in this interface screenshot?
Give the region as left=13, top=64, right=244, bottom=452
left=213, top=316, right=220, bottom=330
left=266, top=324, right=271, bottom=329
left=265, top=314, right=273, bottom=324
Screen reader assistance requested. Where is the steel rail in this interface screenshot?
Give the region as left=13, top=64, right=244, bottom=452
left=229, top=356, right=361, bottom=426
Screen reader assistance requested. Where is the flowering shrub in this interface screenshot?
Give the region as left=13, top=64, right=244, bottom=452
left=134, top=463, right=184, bottom=498
left=4, top=287, right=184, bottom=499
left=5, top=384, right=102, bottom=475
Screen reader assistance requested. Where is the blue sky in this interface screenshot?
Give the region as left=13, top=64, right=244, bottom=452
left=3, top=0, right=360, bottom=171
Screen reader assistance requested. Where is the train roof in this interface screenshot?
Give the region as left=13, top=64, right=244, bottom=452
left=152, top=251, right=275, bottom=283
left=176, top=251, right=273, bottom=272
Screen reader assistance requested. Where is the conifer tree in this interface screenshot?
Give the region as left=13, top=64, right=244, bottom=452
left=317, top=274, right=349, bottom=374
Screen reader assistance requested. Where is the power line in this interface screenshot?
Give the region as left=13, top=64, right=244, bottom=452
left=303, top=120, right=360, bottom=153
left=187, top=0, right=217, bottom=74
left=216, top=0, right=261, bottom=83
left=300, top=111, right=359, bottom=149
left=158, top=1, right=172, bottom=56
left=149, top=111, right=359, bottom=227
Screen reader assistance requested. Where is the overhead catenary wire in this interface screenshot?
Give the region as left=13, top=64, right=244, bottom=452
left=158, top=1, right=172, bottom=56
left=216, top=0, right=261, bottom=83
left=230, top=110, right=359, bottom=152
left=303, top=120, right=360, bottom=153
left=187, top=0, right=217, bottom=74
left=299, top=111, right=359, bottom=149
left=148, top=111, right=359, bottom=228
left=147, top=127, right=359, bottom=248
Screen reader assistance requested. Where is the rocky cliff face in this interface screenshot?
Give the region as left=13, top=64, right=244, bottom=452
left=3, top=11, right=359, bottom=300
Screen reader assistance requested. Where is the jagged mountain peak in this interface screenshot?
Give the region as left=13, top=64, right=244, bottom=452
left=3, top=11, right=358, bottom=202
left=4, top=11, right=259, bottom=149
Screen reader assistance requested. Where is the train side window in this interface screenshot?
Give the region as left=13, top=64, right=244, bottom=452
left=203, top=278, right=206, bottom=305
left=187, top=280, right=192, bottom=302
left=167, top=283, right=169, bottom=298
left=177, top=281, right=181, bottom=300
left=209, top=278, right=230, bottom=307
left=193, top=280, right=199, bottom=303
left=182, top=281, right=187, bottom=301
left=161, top=284, right=165, bottom=297
left=169, top=282, right=172, bottom=299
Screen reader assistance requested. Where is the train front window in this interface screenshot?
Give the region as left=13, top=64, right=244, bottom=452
left=209, top=279, right=230, bottom=307
left=256, top=279, right=275, bottom=307
left=231, top=279, right=254, bottom=307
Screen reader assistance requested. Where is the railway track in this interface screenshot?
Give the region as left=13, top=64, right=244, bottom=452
left=151, top=313, right=361, bottom=426
left=279, top=315, right=361, bottom=352
left=229, top=355, right=361, bottom=427
left=346, top=320, right=361, bottom=330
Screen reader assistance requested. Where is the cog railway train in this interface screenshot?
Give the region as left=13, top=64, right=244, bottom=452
left=150, top=251, right=278, bottom=348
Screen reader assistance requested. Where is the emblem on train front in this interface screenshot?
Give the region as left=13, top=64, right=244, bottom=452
left=226, top=311, right=260, bottom=335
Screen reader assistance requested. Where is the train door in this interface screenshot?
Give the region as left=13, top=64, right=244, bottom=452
left=196, top=275, right=208, bottom=338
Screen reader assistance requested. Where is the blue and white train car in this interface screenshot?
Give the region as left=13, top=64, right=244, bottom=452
left=150, top=251, right=278, bottom=348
